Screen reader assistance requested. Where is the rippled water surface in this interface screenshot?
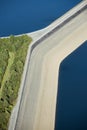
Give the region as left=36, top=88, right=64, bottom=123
left=0, top=0, right=82, bottom=37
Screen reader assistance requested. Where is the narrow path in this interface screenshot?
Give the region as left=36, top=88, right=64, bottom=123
left=0, top=52, right=14, bottom=98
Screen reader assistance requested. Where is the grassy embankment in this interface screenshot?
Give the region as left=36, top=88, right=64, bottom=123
left=0, top=35, right=32, bottom=130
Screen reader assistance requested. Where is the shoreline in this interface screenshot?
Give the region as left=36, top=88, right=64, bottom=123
left=14, top=10, right=87, bottom=130
left=3, top=0, right=86, bottom=130
left=0, top=1, right=86, bottom=42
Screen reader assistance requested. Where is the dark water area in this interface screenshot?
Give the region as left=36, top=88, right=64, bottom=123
left=0, top=0, right=82, bottom=37
left=55, top=41, right=87, bottom=130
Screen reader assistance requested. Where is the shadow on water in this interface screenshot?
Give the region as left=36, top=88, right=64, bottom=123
left=55, top=41, right=87, bottom=130
left=0, top=0, right=82, bottom=37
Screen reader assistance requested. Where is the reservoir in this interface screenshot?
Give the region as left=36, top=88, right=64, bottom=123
left=55, top=41, right=87, bottom=130
left=0, top=0, right=82, bottom=37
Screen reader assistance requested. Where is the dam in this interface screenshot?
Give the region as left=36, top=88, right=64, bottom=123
left=8, top=1, right=87, bottom=130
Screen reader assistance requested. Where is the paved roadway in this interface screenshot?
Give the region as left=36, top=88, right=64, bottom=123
left=15, top=9, right=87, bottom=130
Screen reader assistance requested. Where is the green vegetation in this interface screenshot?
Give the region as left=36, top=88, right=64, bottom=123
left=0, top=35, right=32, bottom=130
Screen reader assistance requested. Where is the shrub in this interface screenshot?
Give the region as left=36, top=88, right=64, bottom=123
left=0, top=35, right=32, bottom=130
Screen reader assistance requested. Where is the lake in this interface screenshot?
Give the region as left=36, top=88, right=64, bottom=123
left=1, top=0, right=85, bottom=129
left=55, top=41, right=87, bottom=130
left=0, top=0, right=82, bottom=37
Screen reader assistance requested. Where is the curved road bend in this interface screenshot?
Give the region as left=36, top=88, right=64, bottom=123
left=15, top=9, right=87, bottom=130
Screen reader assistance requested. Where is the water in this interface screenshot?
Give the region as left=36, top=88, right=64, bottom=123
left=55, top=41, right=87, bottom=130
left=0, top=0, right=82, bottom=37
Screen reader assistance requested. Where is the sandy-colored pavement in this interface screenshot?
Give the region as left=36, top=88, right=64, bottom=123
left=15, top=9, right=87, bottom=130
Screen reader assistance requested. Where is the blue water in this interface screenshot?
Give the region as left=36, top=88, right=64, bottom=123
left=0, top=0, right=82, bottom=37
left=55, top=41, right=87, bottom=130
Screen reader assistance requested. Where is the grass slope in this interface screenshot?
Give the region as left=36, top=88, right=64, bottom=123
left=0, top=35, right=32, bottom=130
left=0, top=52, right=14, bottom=98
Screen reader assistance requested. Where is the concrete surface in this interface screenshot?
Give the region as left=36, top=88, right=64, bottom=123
left=14, top=8, right=87, bottom=130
